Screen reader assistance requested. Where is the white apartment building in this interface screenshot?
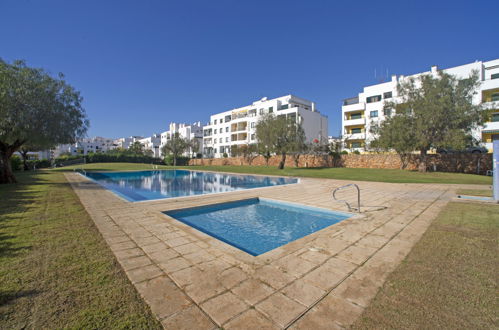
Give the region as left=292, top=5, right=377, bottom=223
left=54, top=136, right=117, bottom=157
left=114, top=136, right=144, bottom=149
left=202, top=95, right=328, bottom=158
left=341, top=58, right=499, bottom=152
left=160, top=122, right=203, bottom=157
left=139, top=134, right=162, bottom=158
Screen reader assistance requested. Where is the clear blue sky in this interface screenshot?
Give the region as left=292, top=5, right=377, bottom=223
left=1, top=0, right=497, bottom=138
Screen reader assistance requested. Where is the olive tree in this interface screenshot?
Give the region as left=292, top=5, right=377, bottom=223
left=255, top=114, right=306, bottom=169
left=161, top=132, right=191, bottom=166
left=0, top=59, right=88, bottom=183
left=371, top=70, right=484, bottom=171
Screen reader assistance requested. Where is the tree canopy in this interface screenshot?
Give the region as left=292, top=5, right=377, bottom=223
left=0, top=59, right=89, bottom=183
left=370, top=70, right=484, bottom=170
left=160, top=133, right=192, bottom=166
left=255, top=114, right=306, bottom=169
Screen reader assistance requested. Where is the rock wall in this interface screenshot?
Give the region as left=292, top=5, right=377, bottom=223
left=189, top=153, right=492, bottom=175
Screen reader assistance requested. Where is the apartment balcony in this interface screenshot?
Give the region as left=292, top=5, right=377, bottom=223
left=343, top=101, right=366, bottom=112
left=483, top=120, right=499, bottom=133
left=481, top=79, right=499, bottom=92
left=482, top=100, right=499, bottom=110
left=231, top=121, right=248, bottom=132
left=231, top=132, right=248, bottom=142
left=344, top=133, right=366, bottom=141
left=343, top=117, right=366, bottom=126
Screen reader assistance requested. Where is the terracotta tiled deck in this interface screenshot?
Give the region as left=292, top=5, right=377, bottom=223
left=65, top=171, right=461, bottom=329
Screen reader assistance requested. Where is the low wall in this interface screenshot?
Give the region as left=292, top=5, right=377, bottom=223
left=189, top=153, right=492, bottom=175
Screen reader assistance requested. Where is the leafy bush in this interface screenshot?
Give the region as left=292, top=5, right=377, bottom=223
left=11, top=155, right=22, bottom=171
left=163, top=155, right=190, bottom=166
left=26, top=159, right=52, bottom=169
left=353, top=150, right=361, bottom=155
left=340, top=150, right=349, bottom=155
left=223, top=153, right=228, bottom=158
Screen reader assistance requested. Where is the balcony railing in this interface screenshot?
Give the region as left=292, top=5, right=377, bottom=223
left=343, top=97, right=359, bottom=106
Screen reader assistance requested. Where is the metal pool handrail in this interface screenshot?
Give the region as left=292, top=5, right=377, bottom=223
left=333, top=183, right=361, bottom=213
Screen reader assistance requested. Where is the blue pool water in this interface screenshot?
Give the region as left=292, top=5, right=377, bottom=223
left=85, top=170, right=298, bottom=202
left=165, top=198, right=352, bottom=256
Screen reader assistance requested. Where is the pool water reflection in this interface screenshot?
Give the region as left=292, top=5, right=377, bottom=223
left=85, top=170, right=298, bottom=202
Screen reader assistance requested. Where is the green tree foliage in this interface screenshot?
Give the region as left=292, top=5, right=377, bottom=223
left=160, top=133, right=192, bottom=166
left=231, top=144, right=258, bottom=165
left=0, top=59, right=88, bottom=183
left=371, top=70, right=484, bottom=171
left=255, top=114, right=306, bottom=169
left=128, top=141, right=146, bottom=155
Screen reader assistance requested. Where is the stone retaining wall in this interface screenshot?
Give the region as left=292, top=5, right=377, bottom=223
left=189, top=153, right=492, bottom=174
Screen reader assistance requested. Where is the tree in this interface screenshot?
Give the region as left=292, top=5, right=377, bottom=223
left=372, top=70, right=484, bottom=171
left=161, top=133, right=190, bottom=166
left=0, top=59, right=88, bottom=183
left=128, top=141, right=145, bottom=155
left=231, top=144, right=258, bottom=165
left=18, top=142, right=53, bottom=171
left=255, top=114, right=306, bottom=170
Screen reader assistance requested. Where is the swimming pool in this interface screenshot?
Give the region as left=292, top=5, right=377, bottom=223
left=84, top=170, right=298, bottom=202
left=165, top=198, right=352, bottom=256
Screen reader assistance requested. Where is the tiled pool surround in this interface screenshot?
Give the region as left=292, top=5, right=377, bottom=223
left=66, top=171, right=458, bottom=329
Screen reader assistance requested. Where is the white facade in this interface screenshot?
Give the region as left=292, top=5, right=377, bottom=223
left=114, top=136, right=144, bottom=149
left=139, top=134, right=162, bottom=158
left=342, top=58, right=499, bottom=152
left=160, top=122, right=203, bottom=157
left=54, top=136, right=117, bottom=157
left=202, top=95, right=328, bottom=158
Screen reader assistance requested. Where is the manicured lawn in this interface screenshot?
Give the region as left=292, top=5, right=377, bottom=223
left=58, top=162, right=492, bottom=185
left=352, top=201, right=499, bottom=329
left=456, top=188, right=493, bottom=197
left=0, top=171, right=161, bottom=329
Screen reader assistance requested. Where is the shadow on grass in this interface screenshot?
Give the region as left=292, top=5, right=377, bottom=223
left=0, top=289, right=41, bottom=306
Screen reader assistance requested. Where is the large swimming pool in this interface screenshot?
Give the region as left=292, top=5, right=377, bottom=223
left=85, top=170, right=298, bottom=202
left=165, top=198, right=352, bottom=256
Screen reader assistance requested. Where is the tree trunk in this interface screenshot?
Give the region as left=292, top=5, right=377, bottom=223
left=418, top=148, right=428, bottom=172
left=173, top=155, right=177, bottom=167
left=0, top=151, right=17, bottom=184
left=278, top=152, right=286, bottom=170
left=20, top=150, right=29, bottom=171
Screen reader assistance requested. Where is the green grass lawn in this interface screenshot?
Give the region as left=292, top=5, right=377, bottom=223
left=352, top=201, right=499, bottom=329
left=0, top=171, right=161, bottom=329
left=57, top=162, right=492, bottom=185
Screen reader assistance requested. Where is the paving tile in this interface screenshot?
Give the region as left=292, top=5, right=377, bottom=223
left=135, top=276, right=192, bottom=319
left=161, top=305, right=216, bottom=330
left=253, top=265, right=296, bottom=290
left=302, top=265, right=347, bottom=291
left=119, top=255, right=153, bottom=271
left=274, top=255, right=316, bottom=278
left=147, top=248, right=179, bottom=263
left=335, top=244, right=378, bottom=265
left=109, top=240, right=137, bottom=251
left=170, top=266, right=205, bottom=288
left=225, top=309, right=279, bottom=330
left=126, top=264, right=163, bottom=284
left=201, top=291, right=248, bottom=326
left=183, top=250, right=216, bottom=264
left=133, top=235, right=161, bottom=246
left=256, top=292, right=307, bottom=328
left=158, top=257, right=191, bottom=273
left=166, top=236, right=192, bottom=247
left=333, top=274, right=381, bottom=308
left=141, top=241, right=168, bottom=253
left=281, top=279, right=326, bottom=307
left=298, top=249, right=330, bottom=265
left=174, top=242, right=202, bottom=255
left=218, top=267, right=248, bottom=289
left=114, top=248, right=144, bottom=260
left=323, top=257, right=358, bottom=274
left=185, top=278, right=226, bottom=304
left=231, top=279, right=275, bottom=305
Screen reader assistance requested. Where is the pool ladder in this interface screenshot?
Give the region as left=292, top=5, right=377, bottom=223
left=333, top=183, right=361, bottom=213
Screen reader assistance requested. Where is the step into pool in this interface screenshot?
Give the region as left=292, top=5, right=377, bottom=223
left=165, top=198, right=352, bottom=256
left=84, top=170, right=298, bottom=202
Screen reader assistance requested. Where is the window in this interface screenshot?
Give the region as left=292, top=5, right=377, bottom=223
left=492, top=113, right=499, bottom=122
left=351, top=142, right=362, bottom=148
left=383, top=91, right=392, bottom=99
left=219, top=147, right=224, bottom=153
left=219, top=138, right=222, bottom=143
left=366, top=95, right=382, bottom=103
left=226, top=127, right=229, bottom=132
left=383, top=108, right=392, bottom=117
left=278, top=104, right=289, bottom=110
left=491, top=73, right=499, bottom=80
left=268, top=107, right=273, bottom=113
left=370, top=110, right=379, bottom=117
left=351, top=127, right=362, bottom=134
left=350, top=113, right=362, bottom=120
left=225, top=137, right=229, bottom=142
left=259, top=109, right=264, bottom=115
left=492, top=93, right=499, bottom=102
left=214, top=129, right=217, bottom=134
left=220, top=118, right=223, bottom=123
left=225, top=115, right=231, bottom=122
left=250, top=122, right=255, bottom=128
left=251, top=134, right=255, bottom=140
left=214, top=119, right=217, bottom=124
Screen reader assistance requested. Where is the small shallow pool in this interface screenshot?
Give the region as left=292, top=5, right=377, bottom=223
left=165, top=198, right=352, bottom=256
left=84, top=170, right=298, bottom=202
